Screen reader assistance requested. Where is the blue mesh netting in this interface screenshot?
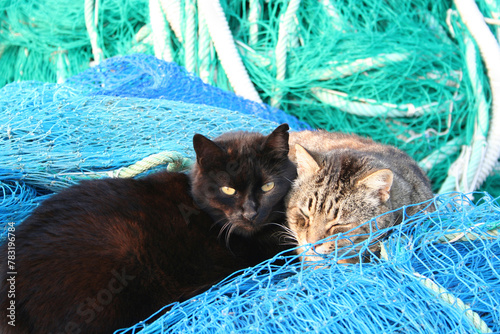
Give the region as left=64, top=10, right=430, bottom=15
left=2, top=55, right=499, bottom=333
left=0, top=54, right=308, bottom=233
left=64, top=54, right=311, bottom=127
left=116, top=192, right=500, bottom=334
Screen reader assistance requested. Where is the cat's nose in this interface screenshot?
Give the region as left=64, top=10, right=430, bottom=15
left=243, top=199, right=258, bottom=221
left=243, top=209, right=257, bottom=221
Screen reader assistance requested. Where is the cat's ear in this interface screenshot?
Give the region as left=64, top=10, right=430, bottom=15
left=295, top=144, right=320, bottom=174
left=193, top=134, right=224, bottom=168
left=263, top=123, right=290, bottom=155
left=357, top=169, right=393, bottom=203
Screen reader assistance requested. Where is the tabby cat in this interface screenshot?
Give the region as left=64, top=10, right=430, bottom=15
left=286, top=130, right=434, bottom=263
left=0, top=124, right=296, bottom=334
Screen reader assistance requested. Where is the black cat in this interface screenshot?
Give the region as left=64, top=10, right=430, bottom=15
left=0, top=124, right=296, bottom=334
left=191, top=123, right=296, bottom=262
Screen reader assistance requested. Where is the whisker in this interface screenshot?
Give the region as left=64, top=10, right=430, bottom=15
left=280, top=233, right=298, bottom=243
left=210, top=217, right=226, bottom=231
left=266, top=222, right=299, bottom=247
left=280, top=240, right=300, bottom=246
left=265, top=222, right=287, bottom=231
left=225, top=224, right=237, bottom=248
left=217, top=221, right=232, bottom=240
left=276, top=229, right=298, bottom=240
left=268, top=222, right=296, bottom=235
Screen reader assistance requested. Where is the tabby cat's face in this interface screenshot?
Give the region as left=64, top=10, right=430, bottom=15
left=191, top=124, right=297, bottom=237
left=286, top=145, right=394, bottom=263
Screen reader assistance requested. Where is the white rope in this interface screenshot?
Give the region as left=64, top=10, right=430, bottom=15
left=380, top=239, right=494, bottom=334
left=161, top=0, right=183, bottom=43
left=318, top=0, right=348, bottom=31
left=197, top=8, right=212, bottom=83
left=414, top=272, right=493, bottom=333
left=55, top=48, right=69, bottom=84
left=418, top=137, right=464, bottom=172
left=459, top=34, right=489, bottom=192
left=454, top=0, right=500, bottom=189
left=271, top=0, right=301, bottom=108
left=84, top=0, right=104, bottom=66
left=248, top=0, right=261, bottom=47
left=149, top=0, right=173, bottom=62
left=198, top=0, right=262, bottom=103
left=482, top=0, right=500, bottom=40
left=184, top=0, right=196, bottom=73
left=109, top=151, right=192, bottom=178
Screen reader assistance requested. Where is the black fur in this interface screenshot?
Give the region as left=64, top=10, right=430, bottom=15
left=191, top=124, right=297, bottom=262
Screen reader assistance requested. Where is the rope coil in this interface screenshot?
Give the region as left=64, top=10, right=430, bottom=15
left=110, top=151, right=192, bottom=178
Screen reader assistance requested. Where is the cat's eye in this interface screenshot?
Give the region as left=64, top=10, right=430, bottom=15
left=289, top=207, right=309, bottom=227
left=220, top=186, right=236, bottom=196
left=261, top=182, right=275, bottom=192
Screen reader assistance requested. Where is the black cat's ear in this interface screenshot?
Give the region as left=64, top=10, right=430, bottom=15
left=295, top=144, right=320, bottom=175
left=263, top=123, right=290, bottom=155
left=193, top=134, right=224, bottom=168
left=357, top=169, right=393, bottom=203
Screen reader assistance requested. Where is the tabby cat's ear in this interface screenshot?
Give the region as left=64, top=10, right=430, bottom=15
left=295, top=144, right=320, bottom=175
left=357, top=169, right=393, bottom=203
left=263, top=123, right=290, bottom=155
left=193, top=134, right=224, bottom=168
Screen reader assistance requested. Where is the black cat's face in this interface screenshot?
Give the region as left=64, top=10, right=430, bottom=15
left=190, top=124, right=297, bottom=237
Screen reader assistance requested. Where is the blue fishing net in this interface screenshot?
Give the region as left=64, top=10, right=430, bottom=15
left=64, top=54, right=310, bottom=127
left=0, top=54, right=308, bottom=234
left=117, top=192, right=500, bottom=334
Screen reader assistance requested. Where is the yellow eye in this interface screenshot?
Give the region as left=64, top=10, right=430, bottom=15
left=220, top=186, right=236, bottom=195
left=261, top=182, right=275, bottom=192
